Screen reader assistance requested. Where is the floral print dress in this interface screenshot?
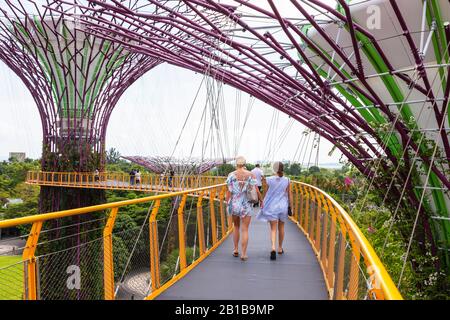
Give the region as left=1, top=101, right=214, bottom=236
left=226, top=172, right=257, bottom=218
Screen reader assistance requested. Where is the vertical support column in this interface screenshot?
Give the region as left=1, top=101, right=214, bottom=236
left=327, top=202, right=337, bottom=289
left=309, top=190, right=315, bottom=239
left=197, top=193, right=206, bottom=256
left=298, top=186, right=304, bottom=226
left=321, top=204, right=328, bottom=266
left=22, top=221, right=43, bottom=300
left=178, top=194, right=188, bottom=271
left=292, top=184, right=298, bottom=223
left=348, top=239, right=361, bottom=300
left=315, top=191, right=321, bottom=252
left=304, top=189, right=310, bottom=233
left=219, top=188, right=226, bottom=239
left=149, top=200, right=161, bottom=292
left=334, top=229, right=347, bottom=300
left=103, top=207, right=118, bottom=300
left=209, top=189, right=218, bottom=245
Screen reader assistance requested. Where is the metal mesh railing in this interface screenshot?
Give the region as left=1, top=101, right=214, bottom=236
left=113, top=224, right=151, bottom=300
left=37, top=237, right=104, bottom=300
left=291, top=181, right=402, bottom=300
left=0, top=180, right=400, bottom=300
left=26, top=171, right=226, bottom=193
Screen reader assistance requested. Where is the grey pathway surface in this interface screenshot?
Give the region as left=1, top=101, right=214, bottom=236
left=157, top=218, right=328, bottom=300
left=33, top=179, right=183, bottom=193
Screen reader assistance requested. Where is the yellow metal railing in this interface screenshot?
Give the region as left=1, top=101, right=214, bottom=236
left=0, top=179, right=402, bottom=300
left=26, top=171, right=226, bottom=192
left=0, top=183, right=230, bottom=300
left=290, top=181, right=403, bottom=300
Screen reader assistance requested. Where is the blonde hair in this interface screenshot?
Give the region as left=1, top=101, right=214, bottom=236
left=235, top=156, right=246, bottom=168
left=273, top=161, right=284, bottom=176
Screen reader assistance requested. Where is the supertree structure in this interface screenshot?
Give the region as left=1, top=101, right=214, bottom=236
left=0, top=1, right=161, bottom=299
left=0, top=1, right=160, bottom=172
left=122, top=156, right=233, bottom=175
left=60, top=0, right=450, bottom=274
left=0, top=0, right=161, bottom=214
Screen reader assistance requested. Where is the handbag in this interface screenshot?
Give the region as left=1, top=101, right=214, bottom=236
left=288, top=206, right=293, bottom=216
left=246, top=183, right=259, bottom=204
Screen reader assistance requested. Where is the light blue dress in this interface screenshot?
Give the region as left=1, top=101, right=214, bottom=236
left=258, top=176, right=290, bottom=222
left=226, top=172, right=257, bottom=218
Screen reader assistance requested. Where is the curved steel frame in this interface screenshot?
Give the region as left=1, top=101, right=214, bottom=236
left=57, top=0, right=450, bottom=266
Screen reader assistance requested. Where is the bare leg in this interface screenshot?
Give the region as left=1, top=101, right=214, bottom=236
left=232, top=215, right=240, bottom=254
left=278, top=220, right=285, bottom=252
left=240, top=216, right=252, bottom=258
left=269, top=221, right=278, bottom=251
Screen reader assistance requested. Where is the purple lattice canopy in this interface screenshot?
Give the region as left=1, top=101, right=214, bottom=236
left=122, top=156, right=233, bottom=175
left=56, top=0, right=450, bottom=265
left=0, top=0, right=161, bottom=170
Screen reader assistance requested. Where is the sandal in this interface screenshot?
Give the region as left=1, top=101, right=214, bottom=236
left=240, top=256, right=248, bottom=261
left=278, top=249, right=284, bottom=255
left=233, top=251, right=239, bottom=257
left=270, top=250, right=276, bottom=260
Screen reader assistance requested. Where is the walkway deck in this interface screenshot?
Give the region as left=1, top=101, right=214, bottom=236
left=156, top=218, right=328, bottom=300
left=27, top=179, right=187, bottom=193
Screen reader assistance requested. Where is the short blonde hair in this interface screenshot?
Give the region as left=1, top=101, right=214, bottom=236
left=235, top=156, right=246, bottom=167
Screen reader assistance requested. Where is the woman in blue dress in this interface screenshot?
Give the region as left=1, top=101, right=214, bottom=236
left=226, top=156, right=262, bottom=261
left=258, top=161, right=293, bottom=260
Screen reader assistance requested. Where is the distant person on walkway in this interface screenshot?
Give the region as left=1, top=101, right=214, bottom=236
left=135, top=170, right=141, bottom=184
left=258, top=161, right=293, bottom=261
left=94, top=169, right=99, bottom=182
left=251, top=164, right=264, bottom=206
left=129, top=169, right=136, bottom=185
left=169, top=170, right=175, bottom=188
left=226, top=156, right=262, bottom=261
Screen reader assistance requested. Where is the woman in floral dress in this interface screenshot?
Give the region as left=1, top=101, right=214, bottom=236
left=226, top=156, right=262, bottom=261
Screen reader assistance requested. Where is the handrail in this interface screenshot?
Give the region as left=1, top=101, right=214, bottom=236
left=25, top=171, right=226, bottom=193
left=0, top=178, right=402, bottom=300
left=290, top=181, right=403, bottom=300
left=0, top=183, right=226, bottom=229
left=0, top=182, right=229, bottom=300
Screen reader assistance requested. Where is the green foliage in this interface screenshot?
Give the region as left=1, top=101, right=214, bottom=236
left=160, top=246, right=197, bottom=282
left=106, top=147, right=121, bottom=164
left=308, top=166, right=320, bottom=174
left=0, top=160, right=40, bottom=234
left=216, top=164, right=235, bottom=176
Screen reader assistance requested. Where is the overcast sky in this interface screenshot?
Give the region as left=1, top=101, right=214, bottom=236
left=0, top=61, right=343, bottom=165
left=0, top=0, right=343, bottom=166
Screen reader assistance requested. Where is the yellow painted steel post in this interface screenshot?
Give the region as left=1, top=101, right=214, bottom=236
left=149, top=200, right=161, bottom=291
left=293, top=185, right=299, bottom=223
left=178, top=194, right=188, bottom=271
left=298, top=186, right=304, bottom=226
left=209, top=189, right=218, bottom=245
left=22, top=221, right=43, bottom=300
left=334, top=230, right=347, bottom=300
left=321, top=204, right=328, bottom=266
left=309, top=189, right=315, bottom=238
left=327, top=203, right=337, bottom=288
left=197, top=193, right=206, bottom=256
left=103, top=207, right=119, bottom=300
left=219, top=188, right=226, bottom=239
left=348, top=240, right=361, bottom=300
left=315, top=191, right=321, bottom=251
left=304, top=189, right=310, bottom=233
